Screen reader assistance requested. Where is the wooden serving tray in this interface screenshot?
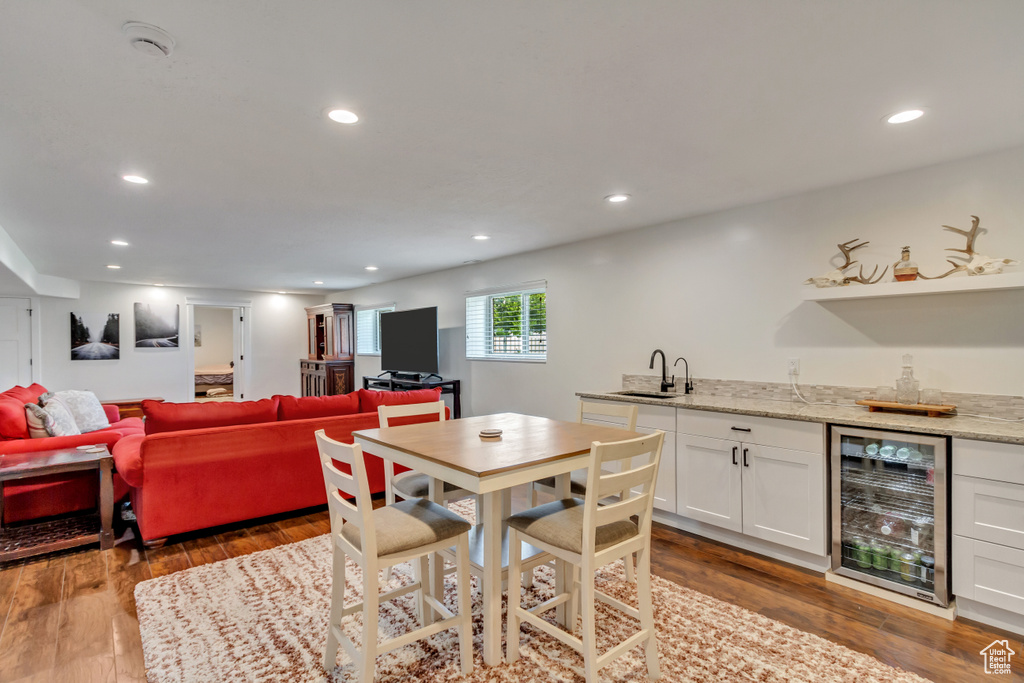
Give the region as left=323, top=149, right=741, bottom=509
left=855, top=399, right=956, bottom=418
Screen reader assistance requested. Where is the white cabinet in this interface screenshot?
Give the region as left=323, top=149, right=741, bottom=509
left=676, top=434, right=743, bottom=532
left=676, top=411, right=827, bottom=555
left=581, top=402, right=676, bottom=513
left=953, top=438, right=1024, bottom=617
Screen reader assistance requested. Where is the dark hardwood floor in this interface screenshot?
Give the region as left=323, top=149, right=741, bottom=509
left=0, top=492, right=1020, bottom=682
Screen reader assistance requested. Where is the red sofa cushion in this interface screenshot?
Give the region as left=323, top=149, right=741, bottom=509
left=0, top=384, right=48, bottom=440
left=275, top=392, right=361, bottom=421
left=358, top=387, right=443, bottom=412
left=143, top=398, right=280, bottom=435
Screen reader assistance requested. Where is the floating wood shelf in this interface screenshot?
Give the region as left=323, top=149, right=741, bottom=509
left=802, top=272, right=1024, bottom=301
left=856, top=399, right=957, bottom=418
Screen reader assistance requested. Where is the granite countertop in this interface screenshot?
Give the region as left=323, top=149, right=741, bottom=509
left=575, top=391, right=1024, bottom=446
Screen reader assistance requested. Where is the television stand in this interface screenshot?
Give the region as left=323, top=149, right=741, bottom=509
left=363, top=375, right=462, bottom=419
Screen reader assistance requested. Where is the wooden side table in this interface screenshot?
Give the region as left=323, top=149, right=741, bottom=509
left=0, top=446, right=114, bottom=562
left=101, top=397, right=163, bottom=419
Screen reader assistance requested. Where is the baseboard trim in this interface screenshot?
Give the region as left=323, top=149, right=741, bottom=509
left=956, top=597, right=1024, bottom=636
left=652, top=511, right=830, bottom=573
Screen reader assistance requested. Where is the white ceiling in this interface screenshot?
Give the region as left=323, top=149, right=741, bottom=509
left=1, top=1, right=1023, bottom=294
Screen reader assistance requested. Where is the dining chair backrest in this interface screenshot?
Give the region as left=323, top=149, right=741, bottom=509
left=577, top=400, right=638, bottom=432
left=582, top=431, right=665, bottom=553
left=315, top=429, right=377, bottom=558
left=378, top=400, right=447, bottom=428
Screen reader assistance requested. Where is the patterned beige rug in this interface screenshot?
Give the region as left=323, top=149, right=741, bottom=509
left=136, top=507, right=930, bottom=682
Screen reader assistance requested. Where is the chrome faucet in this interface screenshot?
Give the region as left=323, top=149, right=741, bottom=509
left=674, top=357, right=694, bottom=394
left=649, top=349, right=675, bottom=393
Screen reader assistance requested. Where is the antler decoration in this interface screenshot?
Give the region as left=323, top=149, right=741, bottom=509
left=920, top=215, right=1019, bottom=279
left=804, top=239, right=887, bottom=287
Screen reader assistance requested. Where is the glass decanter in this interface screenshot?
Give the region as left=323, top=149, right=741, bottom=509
left=896, top=353, right=920, bottom=405
left=894, top=246, right=919, bottom=282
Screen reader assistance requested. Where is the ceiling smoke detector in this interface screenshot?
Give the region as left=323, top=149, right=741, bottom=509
left=122, top=22, right=175, bottom=58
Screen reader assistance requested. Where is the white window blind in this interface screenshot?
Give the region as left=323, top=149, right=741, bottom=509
left=466, top=282, right=546, bottom=361
left=355, top=304, right=395, bottom=355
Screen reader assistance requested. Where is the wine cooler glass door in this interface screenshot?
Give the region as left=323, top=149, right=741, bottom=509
left=831, top=426, right=948, bottom=606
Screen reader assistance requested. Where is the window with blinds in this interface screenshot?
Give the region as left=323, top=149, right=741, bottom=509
left=465, top=282, right=546, bottom=361
left=355, top=304, right=395, bottom=355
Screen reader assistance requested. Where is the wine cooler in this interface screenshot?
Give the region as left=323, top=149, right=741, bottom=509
left=831, top=425, right=949, bottom=606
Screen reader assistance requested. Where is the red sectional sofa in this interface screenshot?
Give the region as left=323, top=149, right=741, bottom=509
left=0, top=384, right=144, bottom=522
left=111, top=387, right=445, bottom=543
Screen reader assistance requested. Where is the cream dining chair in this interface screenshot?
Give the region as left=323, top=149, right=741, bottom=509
left=379, top=401, right=480, bottom=517
left=315, top=430, right=473, bottom=682
left=529, top=400, right=640, bottom=581
left=508, top=430, right=665, bottom=682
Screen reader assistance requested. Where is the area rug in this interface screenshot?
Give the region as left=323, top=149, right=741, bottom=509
left=136, top=505, right=930, bottom=682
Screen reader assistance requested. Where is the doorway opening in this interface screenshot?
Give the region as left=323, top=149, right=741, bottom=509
left=190, top=304, right=245, bottom=402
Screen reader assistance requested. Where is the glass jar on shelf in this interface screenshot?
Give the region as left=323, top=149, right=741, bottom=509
left=894, top=246, right=919, bottom=281
left=896, top=354, right=920, bottom=405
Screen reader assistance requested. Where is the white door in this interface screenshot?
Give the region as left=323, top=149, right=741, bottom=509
left=0, top=298, right=32, bottom=387
left=741, top=444, right=827, bottom=555
left=232, top=308, right=246, bottom=400
left=676, top=434, right=743, bottom=532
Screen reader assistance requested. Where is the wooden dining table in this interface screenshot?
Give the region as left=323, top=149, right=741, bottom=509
left=353, top=412, right=643, bottom=666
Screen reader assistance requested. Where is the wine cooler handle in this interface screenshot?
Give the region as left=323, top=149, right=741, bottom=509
left=731, top=426, right=752, bottom=432
left=742, top=447, right=749, bottom=467
left=732, top=446, right=738, bottom=465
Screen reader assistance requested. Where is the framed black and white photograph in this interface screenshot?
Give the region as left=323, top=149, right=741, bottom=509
left=194, top=324, right=202, bottom=347
left=70, top=312, right=120, bottom=360
left=134, top=302, right=180, bottom=348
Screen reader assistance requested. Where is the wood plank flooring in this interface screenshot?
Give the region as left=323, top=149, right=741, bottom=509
left=0, top=495, right=1020, bottom=682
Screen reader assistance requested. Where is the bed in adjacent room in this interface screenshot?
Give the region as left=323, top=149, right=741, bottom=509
left=194, top=362, right=233, bottom=397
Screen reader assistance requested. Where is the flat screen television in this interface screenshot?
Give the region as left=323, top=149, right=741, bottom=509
left=380, top=306, right=439, bottom=375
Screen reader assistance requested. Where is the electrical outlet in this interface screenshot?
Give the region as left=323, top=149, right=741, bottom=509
left=787, top=358, right=800, bottom=375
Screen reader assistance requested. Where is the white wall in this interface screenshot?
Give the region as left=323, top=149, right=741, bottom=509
left=193, top=306, right=235, bottom=368
left=331, top=146, right=1024, bottom=422
left=34, top=281, right=320, bottom=402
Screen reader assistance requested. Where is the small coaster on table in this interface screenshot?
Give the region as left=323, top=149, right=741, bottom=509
left=479, top=429, right=502, bottom=439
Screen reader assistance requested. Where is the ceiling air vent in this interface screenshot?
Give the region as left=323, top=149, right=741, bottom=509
left=122, top=22, right=175, bottom=58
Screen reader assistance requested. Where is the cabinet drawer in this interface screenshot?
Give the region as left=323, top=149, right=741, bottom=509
left=953, top=475, right=1024, bottom=550
left=953, top=536, right=1024, bottom=614
left=677, top=409, right=823, bottom=453
left=581, top=400, right=675, bottom=431
left=953, top=438, right=1024, bottom=486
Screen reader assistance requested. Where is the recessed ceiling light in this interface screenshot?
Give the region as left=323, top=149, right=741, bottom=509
left=605, top=194, right=630, bottom=203
left=472, top=235, right=490, bottom=241
left=364, top=265, right=379, bottom=271
left=278, top=291, right=287, bottom=294
left=111, top=239, right=129, bottom=246
left=154, top=283, right=164, bottom=287
left=887, top=109, right=924, bottom=124
left=464, top=259, right=481, bottom=264
left=327, top=109, right=359, bottom=124
left=122, top=175, right=149, bottom=184
left=313, top=280, right=324, bottom=285
left=106, top=264, right=121, bottom=269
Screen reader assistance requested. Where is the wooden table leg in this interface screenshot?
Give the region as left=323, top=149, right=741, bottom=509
left=481, top=490, right=503, bottom=665
left=99, top=458, right=114, bottom=550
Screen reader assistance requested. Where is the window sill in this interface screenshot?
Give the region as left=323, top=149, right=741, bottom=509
left=467, top=355, right=546, bottom=363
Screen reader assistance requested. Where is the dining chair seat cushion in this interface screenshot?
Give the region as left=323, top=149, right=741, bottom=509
left=341, top=498, right=471, bottom=557
left=533, top=469, right=613, bottom=495
left=507, top=498, right=638, bottom=554
left=393, top=471, right=467, bottom=498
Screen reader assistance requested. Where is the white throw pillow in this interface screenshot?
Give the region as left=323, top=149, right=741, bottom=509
left=44, top=390, right=110, bottom=433
left=24, top=404, right=53, bottom=438
left=40, top=396, right=81, bottom=436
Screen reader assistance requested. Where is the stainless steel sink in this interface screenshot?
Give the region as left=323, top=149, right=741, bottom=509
left=612, top=390, right=679, bottom=399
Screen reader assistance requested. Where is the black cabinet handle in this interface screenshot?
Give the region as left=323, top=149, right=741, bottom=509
left=731, top=426, right=752, bottom=432
left=743, top=448, right=749, bottom=467
left=732, top=446, right=738, bottom=465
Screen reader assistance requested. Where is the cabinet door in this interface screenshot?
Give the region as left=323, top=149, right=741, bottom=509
left=953, top=536, right=1024, bottom=614
left=741, top=444, right=826, bottom=555
left=953, top=476, right=1024, bottom=551
left=676, top=434, right=743, bottom=532
left=634, top=426, right=675, bottom=513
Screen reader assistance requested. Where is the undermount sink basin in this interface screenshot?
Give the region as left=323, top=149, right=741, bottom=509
left=613, top=390, right=679, bottom=399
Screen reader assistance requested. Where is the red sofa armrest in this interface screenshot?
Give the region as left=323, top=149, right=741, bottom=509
left=103, top=404, right=121, bottom=422
left=112, top=434, right=145, bottom=487
left=0, top=431, right=121, bottom=455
